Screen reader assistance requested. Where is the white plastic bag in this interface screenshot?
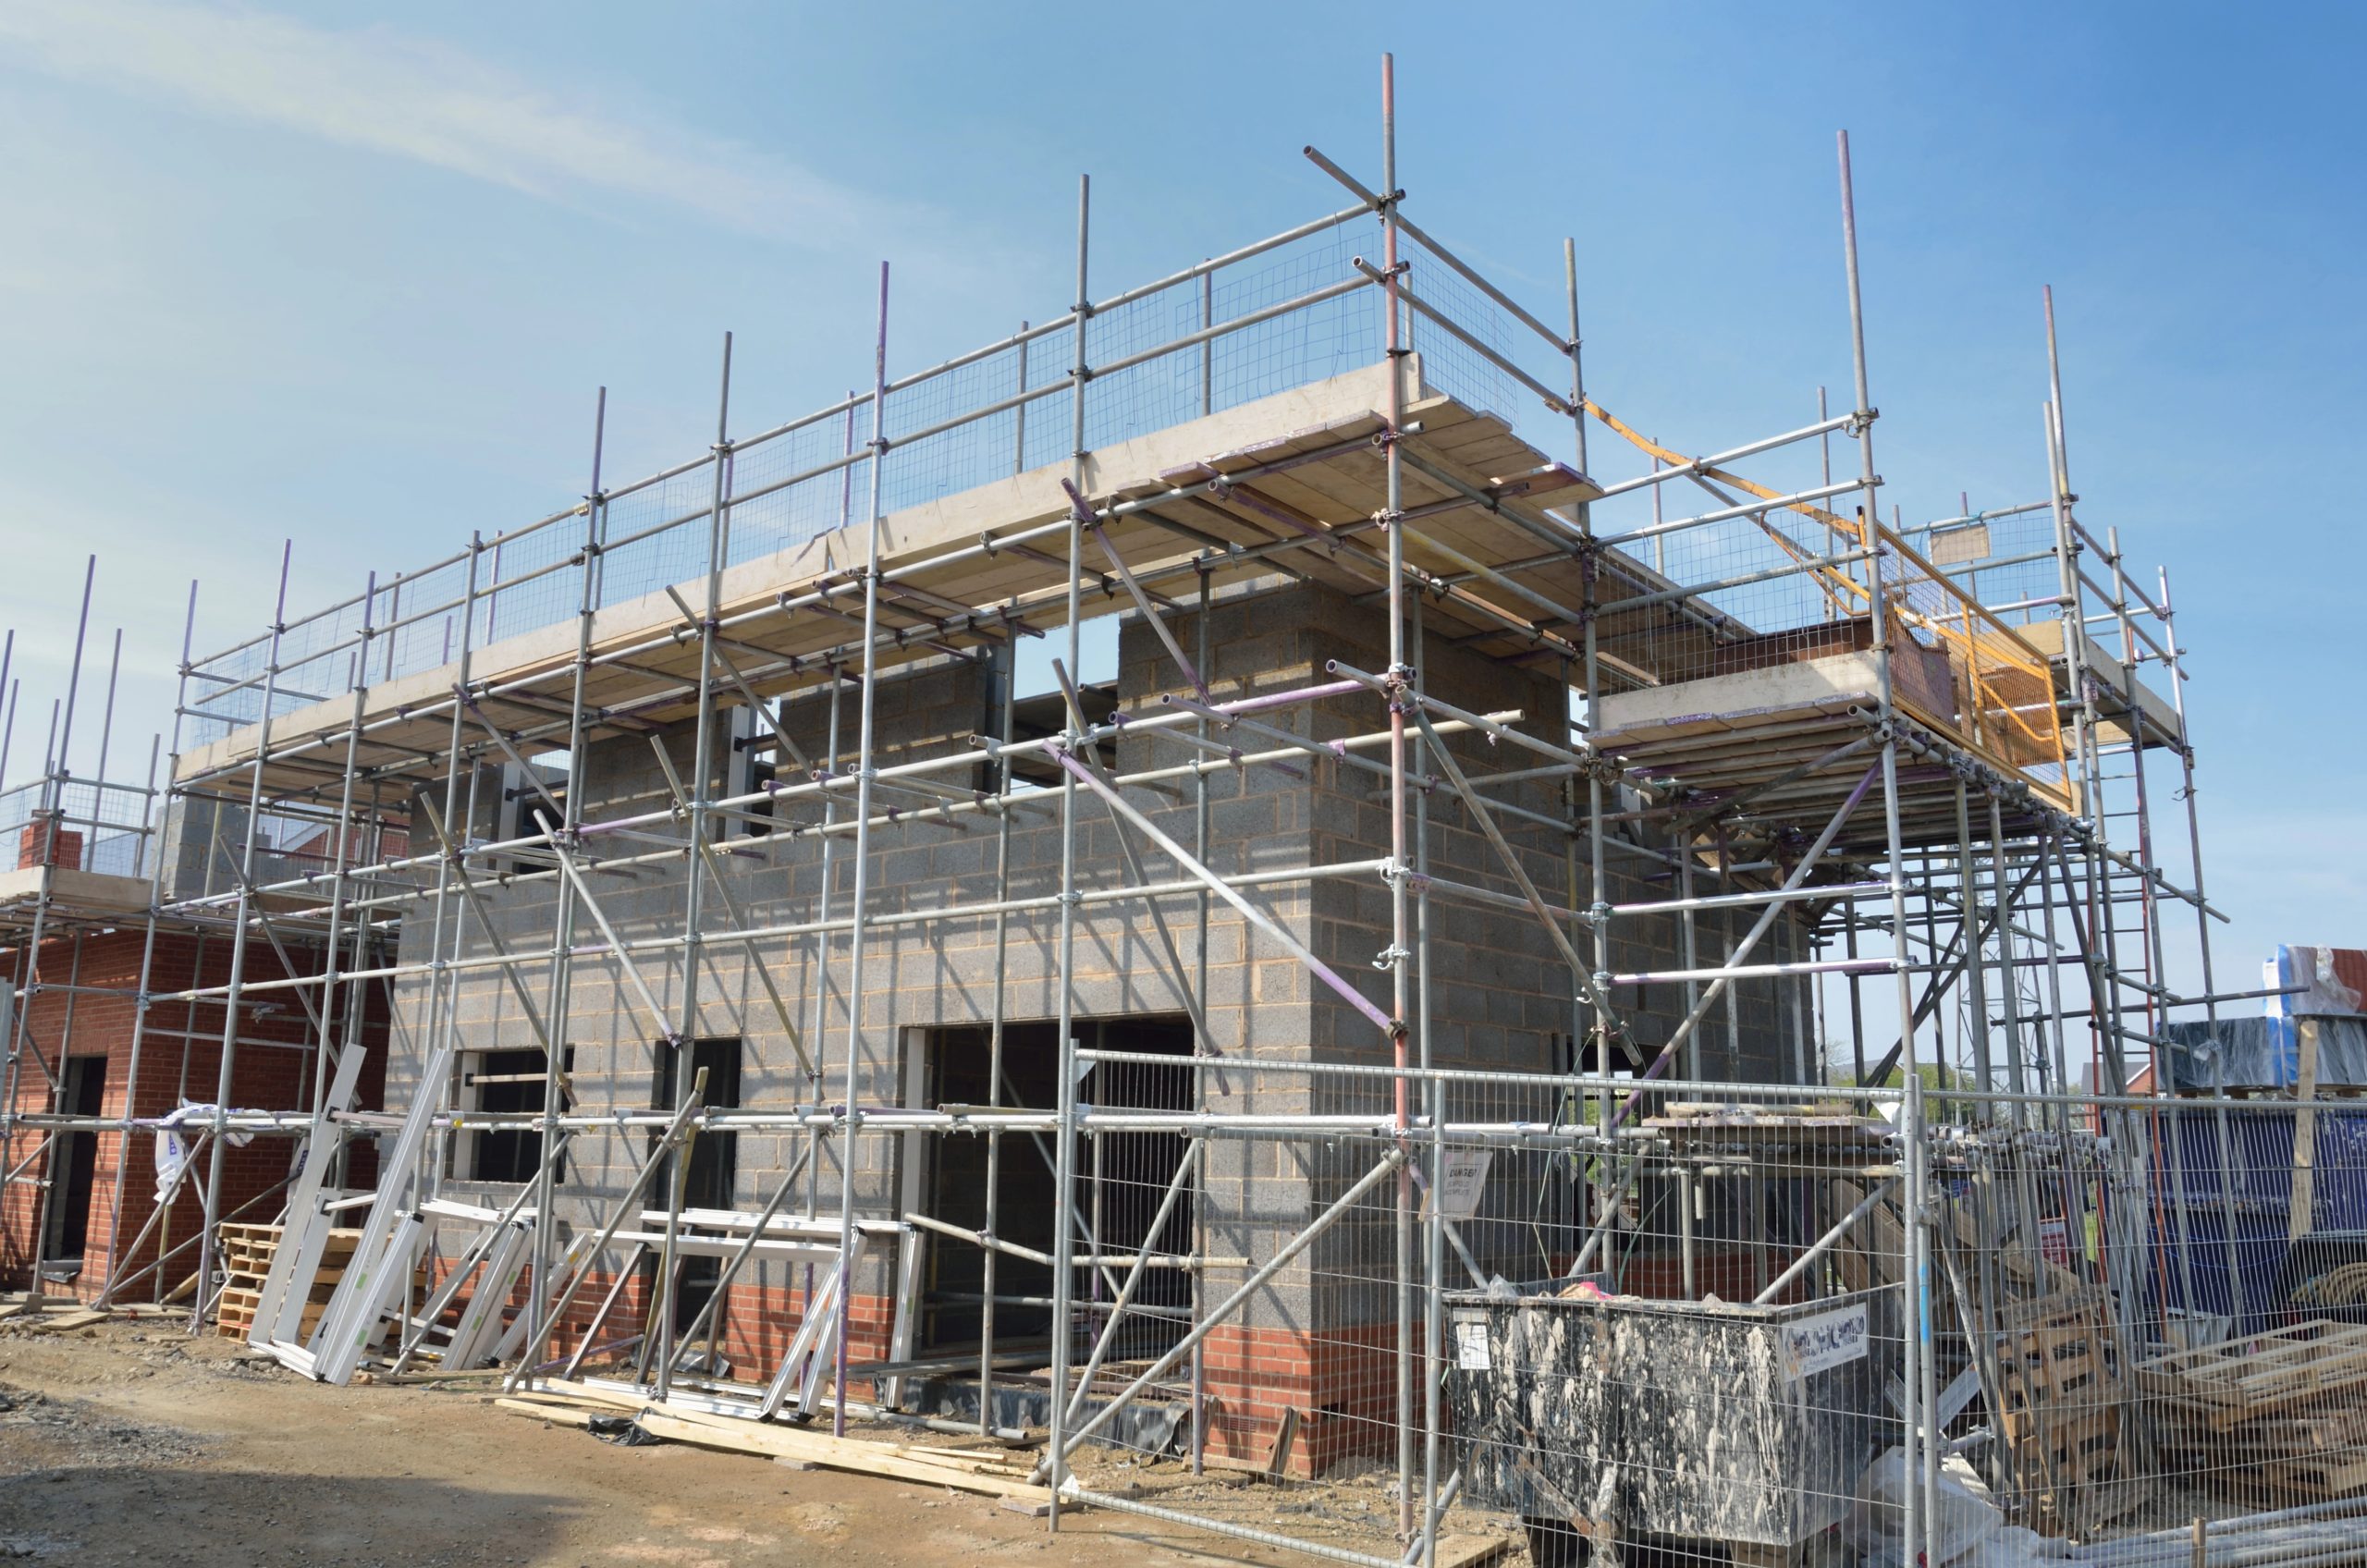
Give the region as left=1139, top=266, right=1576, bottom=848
left=1846, top=1448, right=1998, bottom=1568
left=1846, top=1450, right=2070, bottom=1568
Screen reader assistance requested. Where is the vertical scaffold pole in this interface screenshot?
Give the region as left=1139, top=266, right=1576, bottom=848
left=1414, top=583, right=1442, bottom=1568
left=55, top=557, right=96, bottom=789
left=1904, top=1068, right=1932, bottom=1563
left=1189, top=557, right=1213, bottom=1474
left=832, top=277, right=889, bottom=1438
left=94, top=628, right=122, bottom=804
left=1837, top=128, right=1927, bottom=1561
left=1377, top=55, right=1419, bottom=1540
left=1988, top=795, right=2030, bottom=1109
left=196, top=543, right=293, bottom=1332
left=977, top=628, right=1017, bottom=1433
left=657, top=336, right=733, bottom=1402
left=809, top=380, right=858, bottom=1253
left=311, top=574, right=374, bottom=1127
left=1047, top=172, right=1089, bottom=1529
left=97, top=584, right=190, bottom=1305
left=1955, top=782, right=1994, bottom=1106
left=6, top=562, right=91, bottom=1304
left=2043, top=299, right=2151, bottom=1351
left=525, top=386, right=606, bottom=1378
left=806, top=665, right=843, bottom=1241
left=2160, top=569, right=2246, bottom=1325
left=2042, top=290, right=2116, bottom=1089
left=1564, top=235, right=1613, bottom=1192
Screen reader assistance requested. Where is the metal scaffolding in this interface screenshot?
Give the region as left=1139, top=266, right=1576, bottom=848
left=6, top=60, right=2323, bottom=1568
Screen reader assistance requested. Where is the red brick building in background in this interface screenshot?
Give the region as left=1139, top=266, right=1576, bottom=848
left=0, top=809, right=386, bottom=1304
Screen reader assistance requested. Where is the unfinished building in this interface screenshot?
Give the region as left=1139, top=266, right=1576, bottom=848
left=6, top=69, right=2357, bottom=1568
left=0, top=745, right=389, bottom=1305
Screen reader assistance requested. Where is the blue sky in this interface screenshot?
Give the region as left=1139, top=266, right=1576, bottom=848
left=0, top=1, right=2358, bottom=992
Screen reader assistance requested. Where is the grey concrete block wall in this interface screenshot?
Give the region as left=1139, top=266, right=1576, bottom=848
left=382, top=578, right=1812, bottom=1345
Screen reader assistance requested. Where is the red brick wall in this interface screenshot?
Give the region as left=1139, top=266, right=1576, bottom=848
left=1198, top=1320, right=1413, bottom=1477
left=0, top=926, right=387, bottom=1300
left=452, top=1266, right=896, bottom=1390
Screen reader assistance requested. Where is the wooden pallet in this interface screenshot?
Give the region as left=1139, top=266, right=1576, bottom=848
left=1827, top=1178, right=1910, bottom=1293
left=2138, top=1319, right=2367, bottom=1501
left=215, top=1285, right=327, bottom=1339
left=1991, top=1288, right=2144, bottom=1536
left=2136, top=1319, right=2367, bottom=1426
left=210, top=1222, right=362, bottom=1340
left=2258, top=1451, right=2367, bottom=1501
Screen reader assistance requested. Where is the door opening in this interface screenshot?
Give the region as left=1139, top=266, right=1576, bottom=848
left=916, top=1016, right=1195, bottom=1362
left=649, top=1037, right=742, bottom=1329
left=43, top=1056, right=107, bottom=1269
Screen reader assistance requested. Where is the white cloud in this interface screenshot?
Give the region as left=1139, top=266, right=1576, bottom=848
left=0, top=0, right=912, bottom=250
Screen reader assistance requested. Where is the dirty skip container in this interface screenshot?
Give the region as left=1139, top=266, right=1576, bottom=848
left=1443, top=1284, right=1899, bottom=1554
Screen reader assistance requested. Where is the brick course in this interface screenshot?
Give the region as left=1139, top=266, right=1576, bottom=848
left=0, top=925, right=388, bottom=1299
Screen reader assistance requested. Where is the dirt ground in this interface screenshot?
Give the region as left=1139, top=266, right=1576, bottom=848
left=0, top=1317, right=1427, bottom=1568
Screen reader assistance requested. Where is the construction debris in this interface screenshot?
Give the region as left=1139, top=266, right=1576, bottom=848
left=2140, top=1320, right=2367, bottom=1501
left=492, top=1380, right=1056, bottom=1503
left=1991, top=1287, right=2142, bottom=1535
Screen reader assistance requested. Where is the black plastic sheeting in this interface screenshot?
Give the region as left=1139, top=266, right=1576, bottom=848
left=588, top=1414, right=663, bottom=1447
left=2161, top=1015, right=2367, bottom=1092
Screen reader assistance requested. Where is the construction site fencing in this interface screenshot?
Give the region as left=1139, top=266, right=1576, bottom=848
left=1009, top=1068, right=1905, bottom=1568
left=948, top=1072, right=2367, bottom=1568
left=1895, top=502, right=2065, bottom=637
left=13, top=1055, right=2361, bottom=1565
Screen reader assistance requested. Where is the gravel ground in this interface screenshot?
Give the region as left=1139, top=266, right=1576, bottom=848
left=0, top=1315, right=1437, bottom=1567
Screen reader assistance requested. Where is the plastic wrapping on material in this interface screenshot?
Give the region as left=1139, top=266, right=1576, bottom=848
left=2271, top=946, right=2367, bottom=1021
left=152, top=1102, right=258, bottom=1204
left=2163, top=1016, right=2367, bottom=1092
left=2158, top=947, right=2367, bottom=1090
left=1846, top=1448, right=2072, bottom=1568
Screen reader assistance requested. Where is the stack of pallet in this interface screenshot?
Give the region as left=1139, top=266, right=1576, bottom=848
left=2138, top=1319, right=2367, bottom=1501
left=1991, top=1286, right=2144, bottom=1536
left=213, top=1221, right=361, bottom=1341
